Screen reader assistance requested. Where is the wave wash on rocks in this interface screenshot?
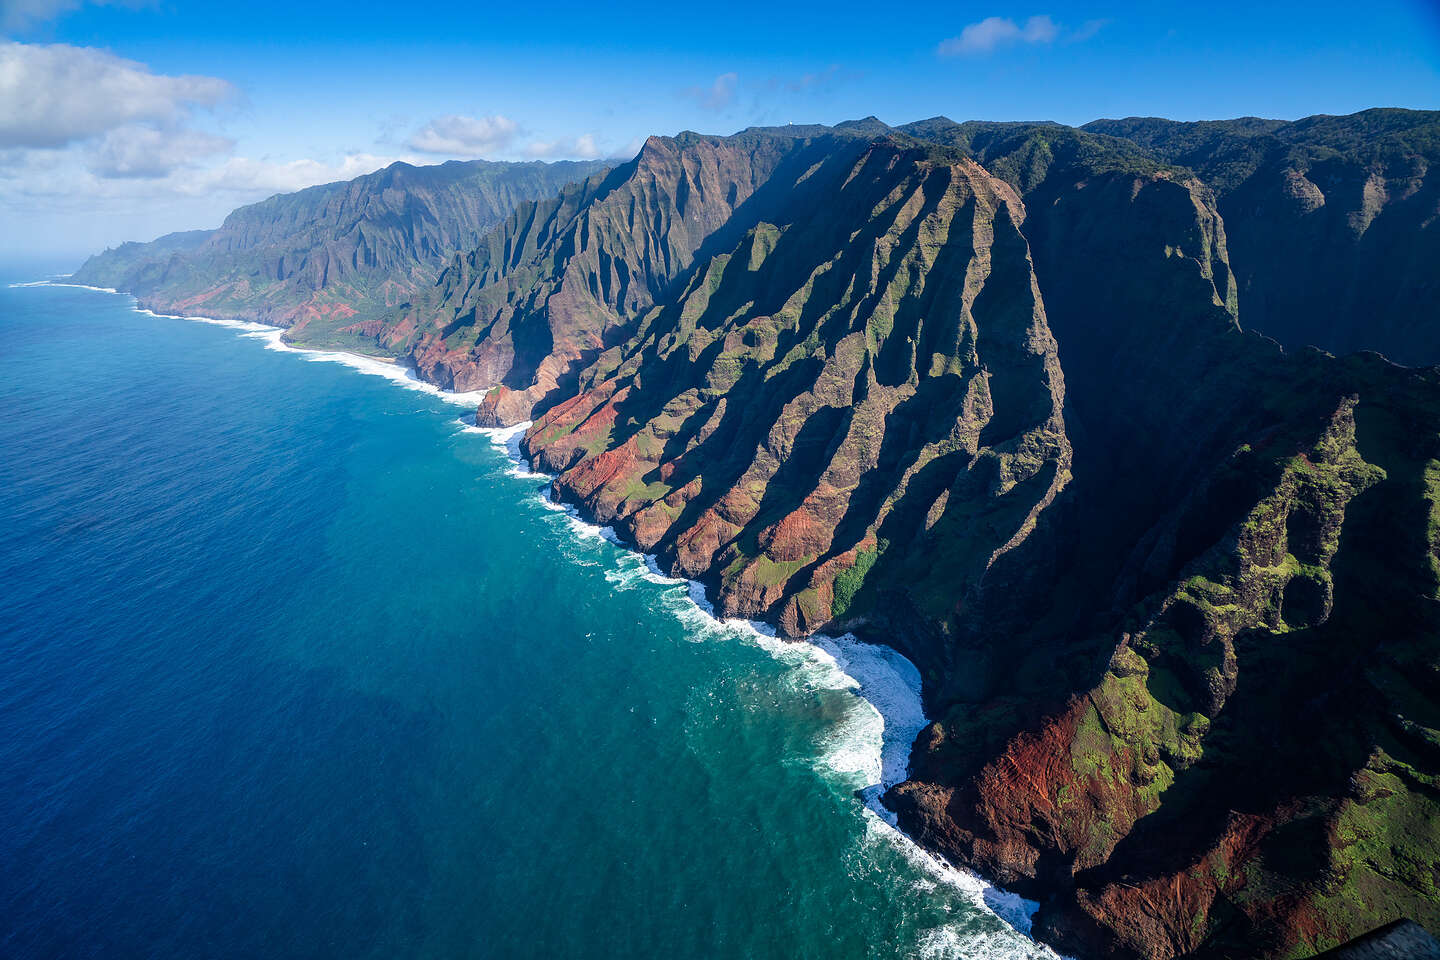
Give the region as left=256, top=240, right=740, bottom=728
left=75, top=112, right=1440, bottom=960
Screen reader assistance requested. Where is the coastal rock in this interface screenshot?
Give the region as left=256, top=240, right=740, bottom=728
left=521, top=140, right=1070, bottom=639
left=79, top=111, right=1440, bottom=960
left=71, top=158, right=609, bottom=341
left=1085, top=109, right=1440, bottom=366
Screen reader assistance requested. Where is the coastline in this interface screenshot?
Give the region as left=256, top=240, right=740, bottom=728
left=15, top=277, right=1054, bottom=955
left=466, top=416, right=1049, bottom=944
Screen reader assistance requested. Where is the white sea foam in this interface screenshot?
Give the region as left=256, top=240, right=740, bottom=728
left=51, top=281, right=119, bottom=293
left=186, top=315, right=274, bottom=332
left=19, top=277, right=1052, bottom=957
left=862, top=808, right=1057, bottom=958
left=235, top=326, right=490, bottom=406
left=8, top=279, right=120, bottom=292
left=642, top=554, right=686, bottom=585
left=454, top=404, right=1055, bottom=953
left=12, top=280, right=493, bottom=408
left=814, top=633, right=927, bottom=809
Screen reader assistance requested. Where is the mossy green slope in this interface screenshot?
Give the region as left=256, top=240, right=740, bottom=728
left=385, top=128, right=892, bottom=422
left=521, top=139, right=1069, bottom=639
left=71, top=113, right=1440, bottom=960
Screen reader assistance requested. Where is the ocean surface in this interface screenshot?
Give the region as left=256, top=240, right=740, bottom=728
left=0, top=272, right=1053, bottom=960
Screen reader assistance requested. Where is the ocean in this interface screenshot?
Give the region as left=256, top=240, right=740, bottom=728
left=0, top=273, right=1053, bottom=960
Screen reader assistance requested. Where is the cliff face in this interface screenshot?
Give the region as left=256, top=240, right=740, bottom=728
left=73, top=229, right=215, bottom=285
left=383, top=127, right=893, bottom=422
left=505, top=120, right=1440, bottom=960
left=78, top=113, right=1440, bottom=960
left=1085, top=109, right=1440, bottom=366
left=70, top=158, right=609, bottom=346
left=899, top=360, right=1440, bottom=959
left=878, top=131, right=1440, bottom=959
left=523, top=140, right=1070, bottom=640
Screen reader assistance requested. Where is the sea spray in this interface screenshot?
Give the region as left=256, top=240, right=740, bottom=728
left=8, top=280, right=119, bottom=293
left=21, top=278, right=1055, bottom=960
left=15, top=281, right=493, bottom=407
left=462, top=417, right=1056, bottom=956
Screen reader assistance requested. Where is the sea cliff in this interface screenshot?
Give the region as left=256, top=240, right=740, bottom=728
left=74, top=109, right=1440, bottom=960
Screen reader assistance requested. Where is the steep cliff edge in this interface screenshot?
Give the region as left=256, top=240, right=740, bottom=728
left=71, top=158, right=609, bottom=346
left=522, top=138, right=1070, bottom=642
left=380, top=125, right=893, bottom=422
left=1085, top=109, right=1440, bottom=366
left=74, top=115, right=1440, bottom=960
left=491, top=121, right=1440, bottom=959
left=394, top=119, right=1437, bottom=958
left=877, top=116, right=1440, bottom=960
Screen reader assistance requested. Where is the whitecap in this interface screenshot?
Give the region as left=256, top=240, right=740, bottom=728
left=20, top=273, right=1056, bottom=956
left=457, top=419, right=555, bottom=480
left=11, top=280, right=491, bottom=408
left=485, top=465, right=1055, bottom=953
left=456, top=421, right=1058, bottom=951
left=641, top=554, right=685, bottom=585
left=236, top=327, right=488, bottom=406
left=50, top=281, right=119, bottom=293
left=8, top=279, right=119, bottom=292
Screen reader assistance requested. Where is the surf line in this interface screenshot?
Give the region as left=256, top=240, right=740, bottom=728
left=460, top=416, right=1053, bottom=948
left=17, top=277, right=1053, bottom=953
left=18, top=280, right=491, bottom=408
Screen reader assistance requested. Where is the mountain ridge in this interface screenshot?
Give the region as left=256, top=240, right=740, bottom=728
left=72, top=156, right=611, bottom=346
left=72, top=109, right=1440, bottom=960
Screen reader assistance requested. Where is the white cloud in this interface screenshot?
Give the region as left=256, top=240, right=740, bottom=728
left=0, top=148, right=413, bottom=259
left=0, top=41, right=233, bottom=149
left=683, top=72, right=738, bottom=112
left=188, top=152, right=409, bottom=195
left=937, top=15, right=1060, bottom=56
left=0, top=148, right=413, bottom=208
left=88, top=125, right=233, bottom=178
left=523, top=133, right=602, bottom=159
left=406, top=114, right=519, bottom=155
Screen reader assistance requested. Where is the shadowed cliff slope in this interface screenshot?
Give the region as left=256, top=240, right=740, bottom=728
left=1085, top=109, right=1440, bottom=365
left=523, top=138, right=1070, bottom=644
left=71, top=158, right=609, bottom=346
left=878, top=126, right=1440, bottom=959
left=495, top=118, right=1440, bottom=960
left=379, top=125, right=896, bottom=422
left=76, top=113, right=1440, bottom=960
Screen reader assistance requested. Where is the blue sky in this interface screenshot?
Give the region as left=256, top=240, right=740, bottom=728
left=1, top=0, right=1437, bottom=262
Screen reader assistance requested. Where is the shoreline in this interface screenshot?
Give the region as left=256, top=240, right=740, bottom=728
left=19, top=280, right=496, bottom=406
left=466, top=416, right=1049, bottom=944
left=16, top=277, right=1054, bottom=955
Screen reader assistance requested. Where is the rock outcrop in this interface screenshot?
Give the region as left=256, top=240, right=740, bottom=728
left=71, top=158, right=609, bottom=345
left=78, top=111, right=1440, bottom=960
left=1084, top=109, right=1440, bottom=366
left=387, top=125, right=893, bottom=419
left=523, top=138, right=1070, bottom=641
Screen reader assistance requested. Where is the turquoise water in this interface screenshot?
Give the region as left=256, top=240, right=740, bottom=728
left=0, top=275, right=1049, bottom=960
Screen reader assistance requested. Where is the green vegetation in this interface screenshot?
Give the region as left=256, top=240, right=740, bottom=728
left=90, top=110, right=1440, bottom=960
left=74, top=157, right=610, bottom=339
left=830, top=540, right=884, bottom=620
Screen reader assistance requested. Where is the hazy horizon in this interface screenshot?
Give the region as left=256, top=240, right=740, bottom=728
left=1, top=0, right=1436, bottom=260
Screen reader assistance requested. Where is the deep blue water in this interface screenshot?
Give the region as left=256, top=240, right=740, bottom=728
left=0, top=275, right=1049, bottom=960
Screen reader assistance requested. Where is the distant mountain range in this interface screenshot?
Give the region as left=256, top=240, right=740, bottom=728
left=73, top=108, right=1440, bottom=960
left=74, top=158, right=609, bottom=345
